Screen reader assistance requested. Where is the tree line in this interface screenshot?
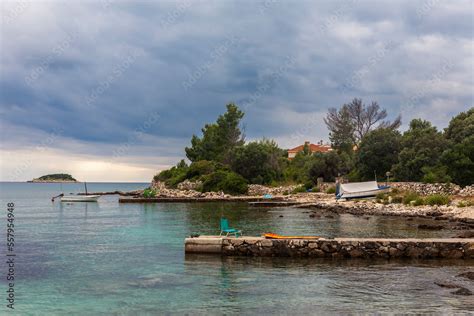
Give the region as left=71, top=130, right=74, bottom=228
left=155, top=102, right=474, bottom=194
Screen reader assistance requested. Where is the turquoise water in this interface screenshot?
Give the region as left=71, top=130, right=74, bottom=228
left=0, top=182, right=473, bottom=315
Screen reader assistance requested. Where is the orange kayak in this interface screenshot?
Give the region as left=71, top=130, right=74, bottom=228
left=263, top=233, right=320, bottom=240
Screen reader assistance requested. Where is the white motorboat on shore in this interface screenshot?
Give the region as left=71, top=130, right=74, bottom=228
left=336, top=181, right=390, bottom=200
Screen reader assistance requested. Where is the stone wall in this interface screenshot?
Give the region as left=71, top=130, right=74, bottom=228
left=217, top=237, right=474, bottom=259
left=389, top=182, right=474, bottom=197
left=248, top=182, right=474, bottom=197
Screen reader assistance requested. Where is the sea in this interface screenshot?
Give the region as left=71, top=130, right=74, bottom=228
left=0, top=182, right=473, bottom=315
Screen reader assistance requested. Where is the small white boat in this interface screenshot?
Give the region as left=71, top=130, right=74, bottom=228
left=60, top=195, right=100, bottom=202
left=51, top=182, right=100, bottom=202
left=336, top=181, right=390, bottom=200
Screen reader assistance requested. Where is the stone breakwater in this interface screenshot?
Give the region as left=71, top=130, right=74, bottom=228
left=185, top=237, right=474, bottom=259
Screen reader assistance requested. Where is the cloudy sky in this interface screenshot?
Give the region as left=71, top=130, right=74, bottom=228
left=1, top=0, right=472, bottom=182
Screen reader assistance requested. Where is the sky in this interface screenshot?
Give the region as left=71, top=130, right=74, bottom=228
left=0, top=0, right=473, bottom=182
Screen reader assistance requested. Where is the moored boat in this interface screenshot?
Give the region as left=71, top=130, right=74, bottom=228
left=336, top=181, right=390, bottom=200
left=60, top=195, right=100, bottom=202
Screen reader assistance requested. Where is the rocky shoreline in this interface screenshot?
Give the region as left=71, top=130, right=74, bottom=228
left=148, top=180, right=474, bottom=219
left=295, top=196, right=474, bottom=228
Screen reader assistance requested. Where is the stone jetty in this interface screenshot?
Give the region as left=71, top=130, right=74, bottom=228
left=185, top=236, right=474, bottom=259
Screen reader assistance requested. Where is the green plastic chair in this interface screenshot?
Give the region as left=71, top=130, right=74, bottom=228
left=219, top=217, right=242, bottom=237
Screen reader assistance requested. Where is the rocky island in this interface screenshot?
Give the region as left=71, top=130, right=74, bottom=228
left=28, top=173, right=77, bottom=183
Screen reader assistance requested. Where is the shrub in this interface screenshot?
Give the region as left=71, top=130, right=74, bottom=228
left=457, top=201, right=467, bottom=208
left=200, top=170, right=248, bottom=195
left=326, top=186, right=336, bottom=194
left=376, top=193, right=387, bottom=200
left=457, top=200, right=473, bottom=207
left=304, top=181, right=314, bottom=190
left=311, top=186, right=320, bottom=193
left=292, top=186, right=307, bottom=194
left=186, top=160, right=217, bottom=179
left=413, top=198, right=425, bottom=206
left=424, top=194, right=451, bottom=206
left=155, top=162, right=189, bottom=188
left=391, top=196, right=403, bottom=204
left=220, top=172, right=248, bottom=195
left=403, top=191, right=419, bottom=205
left=201, top=171, right=226, bottom=193
left=143, top=188, right=157, bottom=198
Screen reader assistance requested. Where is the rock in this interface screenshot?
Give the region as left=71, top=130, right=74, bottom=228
left=260, top=239, right=273, bottom=247
left=310, top=249, right=326, bottom=257
left=349, top=249, right=365, bottom=258
left=451, top=288, right=473, bottom=296
left=457, top=272, right=474, bottom=281
left=389, top=247, right=402, bottom=257
left=440, top=249, right=464, bottom=259
left=320, top=241, right=338, bottom=253
left=177, top=180, right=202, bottom=191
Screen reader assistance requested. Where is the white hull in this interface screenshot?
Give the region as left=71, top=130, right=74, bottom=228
left=338, top=187, right=390, bottom=200
left=60, top=195, right=100, bottom=202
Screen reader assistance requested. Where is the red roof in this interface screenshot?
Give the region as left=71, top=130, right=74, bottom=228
left=288, top=143, right=332, bottom=153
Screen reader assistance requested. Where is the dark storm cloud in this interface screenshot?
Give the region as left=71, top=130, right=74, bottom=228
left=1, top=0, right=472, bottom=160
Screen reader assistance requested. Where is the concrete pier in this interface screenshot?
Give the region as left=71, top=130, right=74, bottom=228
left=185, top=236, right=474, bottom=259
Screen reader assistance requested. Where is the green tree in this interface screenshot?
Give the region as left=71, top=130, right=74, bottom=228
left=231, top=139, right=286, bottom=184
left=311, top=151, right=353, bottom=182
left=185, top=103, right=244, bottom=162
left=286, top=151, right=353, bottom=184
left=444, top=108, right=474, bottom=143
left=441, top=108, right=474, bottom=186
left=392, top=119, right=447, bottom=181
left=356, top=128, right=401, bottom=180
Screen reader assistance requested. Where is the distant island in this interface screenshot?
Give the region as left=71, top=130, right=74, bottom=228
left=28, top=174, right=77, bottom=183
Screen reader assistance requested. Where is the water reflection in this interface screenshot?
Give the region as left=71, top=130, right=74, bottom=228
left=159, top=202, right=460, bottom=238
left=57, top=201, right=102, bottom=219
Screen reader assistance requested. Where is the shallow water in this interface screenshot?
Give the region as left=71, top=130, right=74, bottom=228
left=0, top=182, right=472, bottom=315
